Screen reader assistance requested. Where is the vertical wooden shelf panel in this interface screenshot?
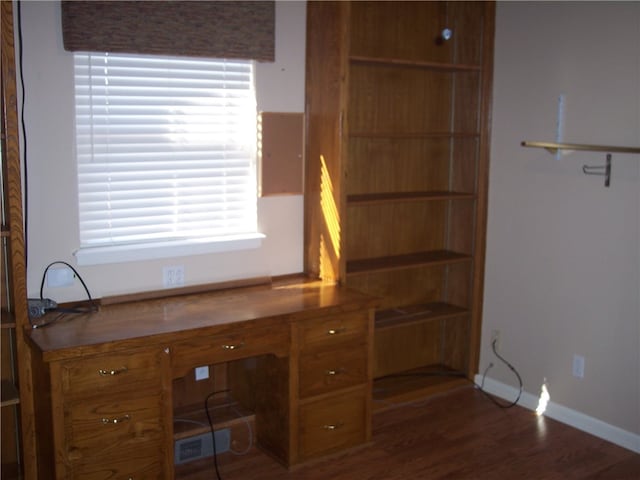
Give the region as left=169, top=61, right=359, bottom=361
left=1, top=2, right=34, bottom=478
left=304, top=1, right=494, bottom=407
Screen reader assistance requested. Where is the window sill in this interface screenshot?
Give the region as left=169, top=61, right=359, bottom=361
left=74, top=233, right=266, bottom=266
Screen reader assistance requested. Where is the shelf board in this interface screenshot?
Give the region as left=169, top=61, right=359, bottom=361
left=350, top=55, right=481, bottom=72
left=373, top=365, right=469, bottom=411
left=1, top=309, right=16, bottom=328
left=1, top=379, right=20, bottom=407
left=375, top=302, right=469, bottom=331
left=173, top=395, right=253, bottom=441
left=346, top=250, right=471, bottom=276
left=348, top=191, right=475, bottom=205
left=348, top=131, right=479, bottom=139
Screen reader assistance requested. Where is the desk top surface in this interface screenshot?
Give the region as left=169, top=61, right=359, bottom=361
left=28, top=277, right=376, bottom=362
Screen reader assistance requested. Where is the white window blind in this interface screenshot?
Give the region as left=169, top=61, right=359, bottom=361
left=73, top=52, right=258, bottom=252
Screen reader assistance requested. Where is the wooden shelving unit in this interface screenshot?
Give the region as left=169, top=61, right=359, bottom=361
left=1, top=310, right=16, bottom=329
left=348, top=191, right=476, bottom=205
left=304, top=1, right=494, bottom=407
left=375, top=302, right=469, bottom=330
left=2, top=2, right=33, bottom=477
left=346, top=251, right=472, bottom=276
left=0, top=380, right=20, bottom=408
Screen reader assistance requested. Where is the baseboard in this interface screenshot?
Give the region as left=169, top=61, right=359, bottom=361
left=474, top=374, right=640, bottom=454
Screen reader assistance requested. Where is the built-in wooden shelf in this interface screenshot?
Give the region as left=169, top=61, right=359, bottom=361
left=350, top=55, right=481, bottom=72
left=373, top=365, right=468, bottom=410
left=173, top=395, right=253, bottom=441
left=347, top=250, right=471, bottom=276
left=1, top=310, right=16, bottom=328
left=306, top=2, right=493, bottom=413
left=348, top=191, right=475, bottom=205
left=348, top=131, right=479, bottom=139
left=173, top=394, right=255, bottom=477
left=375, top=302, right=469, bottom=331
left=1, top=379, right=20, bottom=407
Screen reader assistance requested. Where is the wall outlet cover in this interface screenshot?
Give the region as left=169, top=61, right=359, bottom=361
left=174, top=429, right=230, bottom=464
left=195, top=366, right=209, bottom=381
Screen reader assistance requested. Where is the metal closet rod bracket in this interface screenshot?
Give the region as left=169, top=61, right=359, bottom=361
left=582, top=154, right=611, bottom=187
left=521, top=141, right=640, bottom=188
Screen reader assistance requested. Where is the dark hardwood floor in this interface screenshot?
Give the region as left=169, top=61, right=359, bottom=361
left=181, top=386, right=640, bottom=479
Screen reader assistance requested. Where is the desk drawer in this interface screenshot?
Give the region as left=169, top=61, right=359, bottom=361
left=65, top=394, right=164, bottom=459
left=298, top=388, right=367, bottom=461
left=61, top=348, right=163, bottom=398
left=171, top=326, right=288, bottom=378
left=299, top=311, right=368, bottom=351
left=299, top=345, right=367, bottom=398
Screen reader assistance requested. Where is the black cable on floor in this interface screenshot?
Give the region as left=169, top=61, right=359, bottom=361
left=475, top=338, right=523, bottom=409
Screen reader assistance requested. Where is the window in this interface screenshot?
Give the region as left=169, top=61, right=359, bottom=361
left=73, top=52, right=261, bottom=265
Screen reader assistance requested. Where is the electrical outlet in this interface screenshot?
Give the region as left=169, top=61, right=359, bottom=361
left=163, top=265, right=185, bottom=288
left=490, top=329, right=501, bottom=352
left=46, top=267, right=75, bottom=288
left=195, top=366, right=209, bottom=381
left=174, top=429, right=230, bottom=464
left=572, top=354, right=585, bottom=379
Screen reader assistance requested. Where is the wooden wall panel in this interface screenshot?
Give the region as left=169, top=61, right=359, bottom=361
left=349, top=1, right=451, bottom=63
left=347, top=138, right=451, bottom=194
left=441, top=315, right=470, bottom=373
left=348, top=66, right=452, bottom=134
left=450, top=1, right=485, bottom=66
left=303, top=1, right=349, bottom=280
left=346, top=203, right=447, bottom=260
left=347, top=266, right=447, bottom=311
left=450, top=137, right=479, bottom=193
left=373, top=321, right=441, bottom=377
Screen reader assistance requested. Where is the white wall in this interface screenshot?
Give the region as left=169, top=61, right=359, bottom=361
left=20, top=1, right=306, bottom=302
left=482, top=1, right=639, bottom=437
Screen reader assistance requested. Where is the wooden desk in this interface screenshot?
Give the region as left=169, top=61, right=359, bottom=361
left=27, top=279, right=376, bottom=479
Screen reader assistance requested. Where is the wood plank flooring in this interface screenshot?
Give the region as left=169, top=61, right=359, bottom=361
left=179, top=386, right=640, bottom=479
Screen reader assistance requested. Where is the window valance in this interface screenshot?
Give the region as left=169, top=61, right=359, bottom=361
left=61, top=1, right=275, bottom=61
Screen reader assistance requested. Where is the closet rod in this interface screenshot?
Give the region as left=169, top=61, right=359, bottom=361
left=521, top=141, right=640, bottom=155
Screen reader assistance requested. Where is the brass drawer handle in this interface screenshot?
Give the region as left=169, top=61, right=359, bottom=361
left=325, top=368, right=345, bottom=376
left=101, top=414, right=130, bottom=425
left=221, top=342, right=245, bottom=350
left=98, top=367, right=128, bottom=376
left=327, top=328, right=345, bottom=336
left=323, top=422, right=344, bottom=430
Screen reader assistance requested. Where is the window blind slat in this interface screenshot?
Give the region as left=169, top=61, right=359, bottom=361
left=74, top=52, right=257, bottom=248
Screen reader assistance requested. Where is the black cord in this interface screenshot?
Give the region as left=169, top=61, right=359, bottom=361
left=204, top=390, right=228, bottom=480
left=474, top=338, right=523, bottom=409
left=39, top=261, right=98, bottom=314
left=16, top=0, right=28, bottom=268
